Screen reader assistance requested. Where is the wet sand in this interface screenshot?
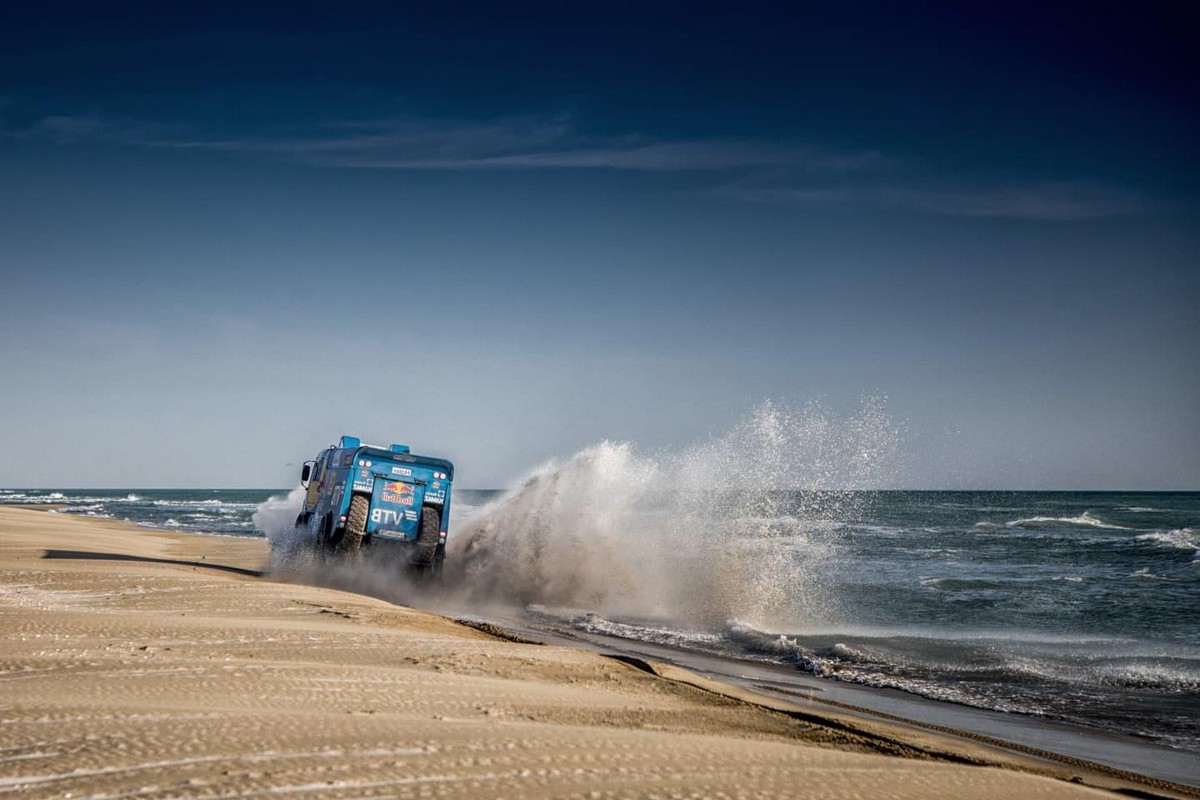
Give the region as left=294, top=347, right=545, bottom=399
left=0, top=506, right=1191, bottom=799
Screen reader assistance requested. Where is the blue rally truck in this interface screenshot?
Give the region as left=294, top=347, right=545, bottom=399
left=294, top=435, right=454, bottom=576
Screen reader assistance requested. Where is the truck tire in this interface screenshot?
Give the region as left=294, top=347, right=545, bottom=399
left=413, top=505, right=440, bottom=569
left=343, top=494, right=369, bottom=552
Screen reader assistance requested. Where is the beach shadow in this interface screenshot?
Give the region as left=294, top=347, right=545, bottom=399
left=603, top=654, right=659, bottom=675
left=42, top=549, right=263, bottom=578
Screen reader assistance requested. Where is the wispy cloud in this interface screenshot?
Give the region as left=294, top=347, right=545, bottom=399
left=725, top=182, right=1145, bottom=220
left=4, top=110, right=880, bottom=174
left=148, top=115, right=574, bottom=162
left=304, top=140, right=884, bottom=172
left=888, top=184, right=1145, bottom=220
left=15, top=114, right=116, bottom=143
left=4, top=110, right=1144, bottom=219
left=4, top=112, right=178, bottom=146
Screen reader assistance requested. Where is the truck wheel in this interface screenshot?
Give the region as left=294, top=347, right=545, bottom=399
left=414, top=505, right=441, bottom=569
left=343, top=494, right=370, bottom=552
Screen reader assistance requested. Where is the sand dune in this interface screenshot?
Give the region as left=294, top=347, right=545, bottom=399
left=0, top=507, right=1181, bottom=798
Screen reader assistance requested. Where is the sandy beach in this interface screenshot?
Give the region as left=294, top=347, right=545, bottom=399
left=0, top=506, right=1190, bottom=799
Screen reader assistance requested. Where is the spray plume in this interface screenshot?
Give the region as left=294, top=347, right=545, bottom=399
left=447, top=397, right=900, bottom=628
left=254, top=398, right=900, bottom=630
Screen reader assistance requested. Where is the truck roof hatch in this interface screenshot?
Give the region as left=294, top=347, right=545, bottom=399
left=390, top=444, right=411, bottom=454
left=339, top=435, right=361, bottom=449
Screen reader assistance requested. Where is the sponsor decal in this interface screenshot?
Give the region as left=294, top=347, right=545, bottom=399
left=390, top=466, right=413, bottom=477
left=353, top=469, right=373, bottom=491
left=380, top=481, right=415, bottom=506
left=371, top=508, right=407, bottom=527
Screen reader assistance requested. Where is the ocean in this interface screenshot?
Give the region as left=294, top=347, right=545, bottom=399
left=4, top=483, right=1197, bottom=760
left=549, top=489, right=1200, bottom=753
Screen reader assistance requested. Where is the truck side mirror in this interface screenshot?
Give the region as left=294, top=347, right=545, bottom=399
left=300, top=462, right=313, bottom=486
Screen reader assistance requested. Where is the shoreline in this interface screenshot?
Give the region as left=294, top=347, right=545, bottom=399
left=504, top=612, right=1200, bottom=789
left=1, top=506, right=1194, bottom=799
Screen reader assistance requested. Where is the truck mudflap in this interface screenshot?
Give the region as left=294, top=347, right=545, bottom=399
left=365, top=478, right=427, bottom=541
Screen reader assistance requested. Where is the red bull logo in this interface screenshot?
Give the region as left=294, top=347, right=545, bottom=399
left=380, top=481, right=415, bottom=506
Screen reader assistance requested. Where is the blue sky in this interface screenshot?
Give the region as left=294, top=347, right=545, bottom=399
left=1, top=2, right=1196, bottom=489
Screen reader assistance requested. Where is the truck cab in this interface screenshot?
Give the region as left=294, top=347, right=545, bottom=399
left=295, top=435, right=455, bottom=576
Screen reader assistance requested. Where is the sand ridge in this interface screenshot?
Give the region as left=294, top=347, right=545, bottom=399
left=0, top=506, right=1177, bottom=798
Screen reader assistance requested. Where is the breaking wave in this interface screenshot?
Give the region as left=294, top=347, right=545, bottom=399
left=552, top=608, right=1200, bottom=712
left=1137, top=528, right=1198, bottom=552
left=1004, top=512, right=1130, bottom=530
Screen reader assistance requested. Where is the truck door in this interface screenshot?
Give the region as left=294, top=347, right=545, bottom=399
left=366, top=478, right=427, bottom=541
left=306, top=451, right=329, bottom=511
